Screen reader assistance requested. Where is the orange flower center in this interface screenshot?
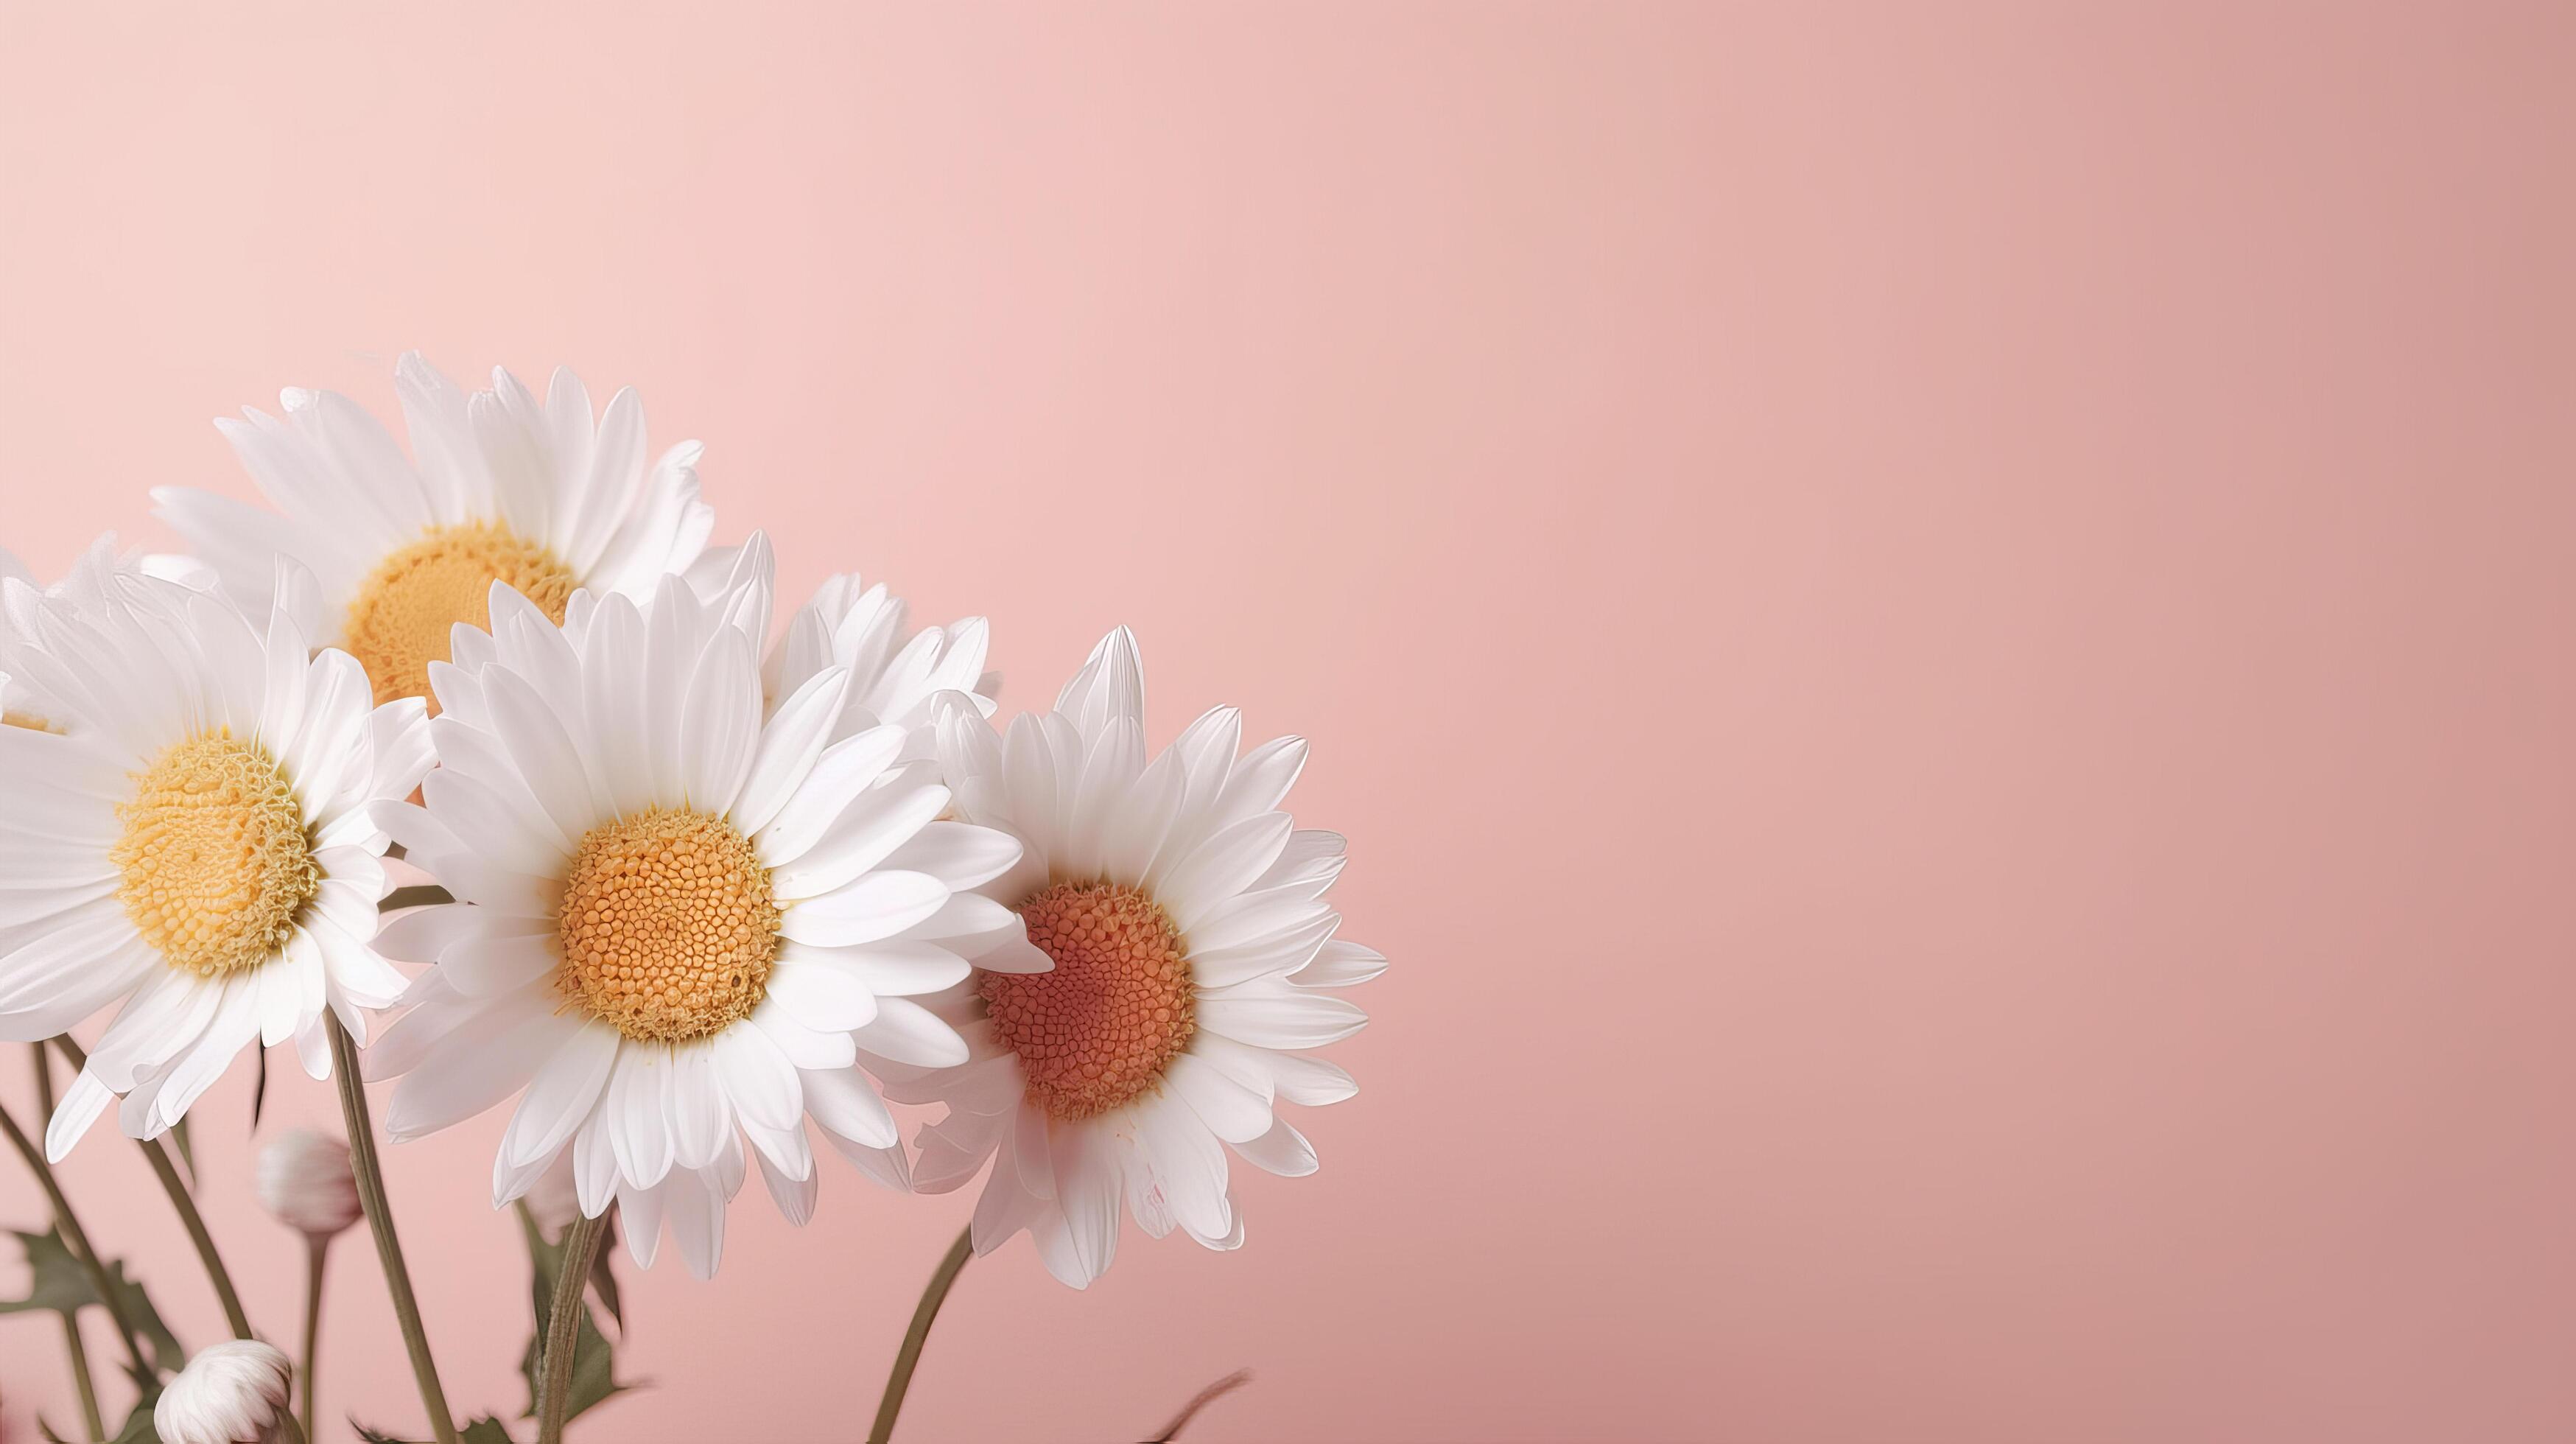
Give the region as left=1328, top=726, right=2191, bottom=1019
left=980, top=883, right=1196, bottom=1122
left=555, top=808, right=782, bottom=1044
left=343, top=523, right=577, bottom=709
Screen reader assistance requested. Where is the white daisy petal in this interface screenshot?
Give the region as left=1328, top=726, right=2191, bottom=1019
left=1294, top=939, right=1389, bottom=988
left=1050, top=1122, right=1123, bottom=1285
left=499, top=1023, right=619, bottom=1171
left=681, top=628, right=762, bottom=813
left=606, top=1045, right=678, bottom=1190
left=732, top=666, right=850, bottom=838
left=1265, top=1051, right=1361, bottom=1106
left=768, top=772, right=950, bottom=902
left=777, top=871, right=951, bottom=948
left=880, top=821, right=1025, bottom=893
left=1197, top=986, right=1369, bottom=1050
left=1154, top=812, right=1295, bottom=934
left=1163, top=1051, right=1274, bottom=1144
left=385, top=999, right=580, bottom=1142
left=801, top=1063, right=899, bottom=1149
left=754, top=726, right=908, bottom=865
left=849, top=997, right=969, bottom=1068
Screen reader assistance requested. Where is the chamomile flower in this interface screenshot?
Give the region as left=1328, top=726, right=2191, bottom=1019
left=0, top=567, right=432, bottom=1159
left=889, top=629, right=1383, bottom=1288
left=368, top=550, right=1028, bottom=1276
left=154, top=354, right=715, bottom=711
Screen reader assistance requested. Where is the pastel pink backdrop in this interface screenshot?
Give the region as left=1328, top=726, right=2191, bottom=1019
left=2, top=4, right=2572, bottom=1441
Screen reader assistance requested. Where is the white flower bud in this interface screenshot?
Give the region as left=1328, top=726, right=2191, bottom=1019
left=256, top=1128, right=362, bottom=1238
left=157, top=1340, right=292, bottom=1444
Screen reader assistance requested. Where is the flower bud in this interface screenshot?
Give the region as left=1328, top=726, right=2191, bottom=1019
left=256, top=1128, right=362, bottom=1238
left=156, top=1340, right=292, bottom=1444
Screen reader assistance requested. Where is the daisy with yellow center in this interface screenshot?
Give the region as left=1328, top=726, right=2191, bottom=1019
left=152, top=352, right=717, bottom=712
left=0, top=561, right=432, bottom=1161
left=368, top=553, right=1028, bottom=1277
left=885, top=628, right=1383, bottom=1289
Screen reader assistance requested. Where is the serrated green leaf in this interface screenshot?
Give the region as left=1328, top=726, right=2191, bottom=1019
left=2, top=1227, right=186, bottom=1396
left=0, top=1228, right=94, bottom=1314
left=107, top=1256, right=187, bottom=1378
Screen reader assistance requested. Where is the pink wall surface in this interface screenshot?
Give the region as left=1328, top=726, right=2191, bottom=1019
left=3, top=4, right=2572, bottom=1440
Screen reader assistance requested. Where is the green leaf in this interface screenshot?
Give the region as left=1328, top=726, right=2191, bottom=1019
left=0, top=1228, right=94, bottom=1314
left=357, top=1417, right=519, bottom=1444
left=107, top=1255, right=188, bottom=1378
left=0, top=1229, right=187, bottom=1390
left=107, top=1401, right=156, bottom=1444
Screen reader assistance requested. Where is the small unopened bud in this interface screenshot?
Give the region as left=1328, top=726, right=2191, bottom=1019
left=157, top=1340, right=293, bottom=1444
left=257, top=1128, right=362, bottom=1238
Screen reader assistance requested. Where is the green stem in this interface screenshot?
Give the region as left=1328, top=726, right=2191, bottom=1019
left=33, top=1045, right=110, bottom=1441
left=299, top=1234, right=329, bottom=1444
left=536, top=1211, right=609, bottom=1444
left=866, top=1227, right=974, bottom=1444
left=324, top=1013, right=460, bottom=1444
left=50, top=1034, right=253, bottom=1339
left=144, top=1128, right=253, bottom=1339
left=0, top=1092, right=152, bottom=1387
left=61, top=1311, right=105, bottom=1442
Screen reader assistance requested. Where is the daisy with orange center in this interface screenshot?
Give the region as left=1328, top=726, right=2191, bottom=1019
left=152, top=353, right=716, bottom=712
left=368, top=550, right=1029, bottom=1276
left=885, top=628, right=1384, bottom=1289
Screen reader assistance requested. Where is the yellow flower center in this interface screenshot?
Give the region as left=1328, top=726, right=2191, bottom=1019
left=343, top=523, right=578, bottom=709
left=113, top=734, right=317, bottom=978
left=980, top=883, right=1196, bottom=1122
left=555, top=810, right=781, bottom=1044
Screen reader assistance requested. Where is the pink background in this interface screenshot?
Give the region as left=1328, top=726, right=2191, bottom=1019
left=3, top=4, right=2572, bottom=1440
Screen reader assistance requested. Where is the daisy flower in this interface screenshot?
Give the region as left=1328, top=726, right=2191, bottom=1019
left=0, top=564, right=433, bottom=1160
left=368, top=551, right=1028, bottom=1276
left=891, top=628, right=1383, bottom=1288
left=764, top=570, right=998, bottom=754
left=154, top=354, right=715, bottom=711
